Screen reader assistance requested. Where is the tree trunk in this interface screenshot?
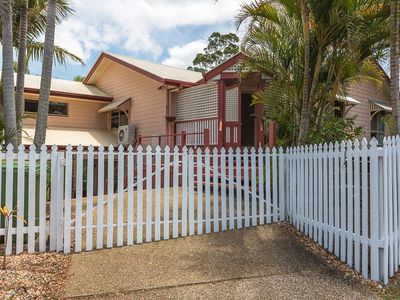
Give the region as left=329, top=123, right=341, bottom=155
left=1, top=0, right=17, bottom=148
left=34, top=0, right=57, bottom=148
left=15, top=0, right=29, bottom=144
left=390, top=0, right=400, bottom=134
left=298, top=0, right=311, bottom=144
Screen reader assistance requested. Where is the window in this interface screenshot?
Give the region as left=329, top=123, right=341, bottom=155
left=110, top=110, right=128, bottom=129
left=25, top=100, right=68, bottom=116
left=371, top=111, right=386, bottom=146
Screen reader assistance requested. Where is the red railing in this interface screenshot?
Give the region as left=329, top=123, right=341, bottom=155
left=137, top=129, right=211, bottom=148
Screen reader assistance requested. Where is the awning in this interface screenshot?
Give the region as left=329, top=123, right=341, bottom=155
left=336, top=95, right=361, bottom=105
left=22, top=127, right=116, bottom=146
left=98, top=98, right=131, bottom=113
left=370, top=100, right=392, bottom=112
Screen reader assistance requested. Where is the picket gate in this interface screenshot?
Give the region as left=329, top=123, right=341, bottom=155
left=1, top=136, right=400, bottom=284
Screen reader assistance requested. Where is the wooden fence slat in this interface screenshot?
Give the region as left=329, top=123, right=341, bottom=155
left=229, top=148, right=235, bottom=229
left=188, top=148, right=195, bottom=236
left=236, top=148, right=242, bottom=228
left=127, top=146, right=134, bottom=245
left=107, top=145, right=115, bottom=248
left=340, top=141, right=346, bottom=261
left=96, top=146, right=105, bottom=249
left=265, top=147, right=271, bottom=224
left=313, top=145, right=318, bottom=242
left=163, top=146, right=171, bottom=240
left=172, top=146, right=179, bottom=238
left=328, top=143, right=334, bottom=253
left=64, top=145, right=73, bottom=254
left=86, top=145, right=94, bottom=251
left=196, top=148, right=203, bottom=235
left=258, top=147, right=264, bottom=225
left=304, top=146, right=309, bottom=236
left=27, top=145, right=37, bottom=253
left=300, top=146, right=305, bottom=232
left=146, top=146, right=153, bottom=242
left=16, top=145, right=25, bottom=254
left=370, top=138, right=380, bottom=281
left=346, top=140, right=354, bottom=267
left=323, top=143, right=328, bottom=249
left=353, top=139, right=361, bottom=272
left=213, top=148, right=219, bottom=232
left=334, top=142, right=340, bottom=257
left=137, top=146, right=144, bottom=243
left=181, top=146, right=188, bottom=237
left=279, top=147, right=285, bottom=221
left=155, top=146, right=162, bottom=240
left=117, top=145, right=125, bottom=246
left=382, top=138, right=389, bottom=283
left=361, top=139, right=369, bottom=278
left=220, top=148, right=227, bottom=230
left=49, top=145, right=58, bottom=252
left=39, top=145, right=47, bottom=252
left=75, top=145, right=84, bottom=252
left=243, top=148, right=250, bottom=227
left=205, top=148, right=211, bottom=234
left=272, top=147, right=278, bottom=223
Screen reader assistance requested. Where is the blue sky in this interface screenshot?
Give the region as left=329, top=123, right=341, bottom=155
left=28, top=0, right=246, bottom=80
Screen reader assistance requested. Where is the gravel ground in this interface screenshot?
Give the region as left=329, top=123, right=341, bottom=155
left=0, top=251, right=71, bottom=299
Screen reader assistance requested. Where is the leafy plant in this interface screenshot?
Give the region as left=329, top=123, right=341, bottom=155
left=0, top=206, right=26, bottom=269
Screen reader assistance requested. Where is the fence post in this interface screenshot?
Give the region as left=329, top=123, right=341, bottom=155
left=204, top=128, right=210, bottom=148
left=182, top=130, right=187, bottom=146
left=49, top=145, right=58, bottom=252
left=370, top=138, right=380, bottom=281
left=278, top=147, right=285, bottom=221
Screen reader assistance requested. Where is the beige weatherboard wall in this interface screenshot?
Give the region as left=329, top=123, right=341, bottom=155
left=84, top=52, right=203, bottom=146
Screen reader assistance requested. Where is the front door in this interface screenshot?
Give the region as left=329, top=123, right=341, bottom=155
left=241, top=94, right=255, bottom=147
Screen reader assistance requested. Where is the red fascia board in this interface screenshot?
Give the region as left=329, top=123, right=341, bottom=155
left=24, top=87, right=113, bottom=102
left=85, top=52, right=198, bottom=87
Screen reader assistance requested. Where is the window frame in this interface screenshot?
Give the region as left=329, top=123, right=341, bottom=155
left=371, top=110, right=386, bottom=146
left=110, top=109, right=129, bottom=130
left=25, top=99, right=69, bottom=117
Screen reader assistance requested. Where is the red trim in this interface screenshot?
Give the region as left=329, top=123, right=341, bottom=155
left=238, top=84, right=242, bottom=146
left=217, top=81, right=226, bottom=148
left=24, top=88, right=113, bottom=102
left=255, top=78, right=265, bottom=147
left=202, top=53, right=246, bottom=82
left=85, top=52, right=198, bottom=87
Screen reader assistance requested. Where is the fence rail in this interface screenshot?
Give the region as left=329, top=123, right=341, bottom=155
left=1, top=136, right=400, bottom=284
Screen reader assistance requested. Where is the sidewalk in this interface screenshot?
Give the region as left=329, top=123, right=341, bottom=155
left=63, top=224, right=376, bottom=299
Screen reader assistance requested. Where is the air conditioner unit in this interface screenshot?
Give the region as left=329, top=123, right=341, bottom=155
left=118, top=124, right=136, bottom=145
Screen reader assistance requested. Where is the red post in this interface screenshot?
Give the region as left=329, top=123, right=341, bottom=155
left=181, top=130, right=187, bottom=146
left=138, top=134, right=142, bottom=145
left=258, top=120, right=265, bottom=147
left=204, top=128, right=210, bottom=148
left=268, top=120, right=277, bottom=149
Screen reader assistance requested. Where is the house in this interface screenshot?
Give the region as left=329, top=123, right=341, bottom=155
left=19, top=52, right=392, bottom=147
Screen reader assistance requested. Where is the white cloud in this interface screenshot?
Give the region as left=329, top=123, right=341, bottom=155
left=55, top=0, right=244, bottom=64
left=162, top=39, right=207, bottom=69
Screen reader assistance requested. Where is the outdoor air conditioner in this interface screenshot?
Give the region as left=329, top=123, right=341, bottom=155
left=118, top=124, right=136, bottom=145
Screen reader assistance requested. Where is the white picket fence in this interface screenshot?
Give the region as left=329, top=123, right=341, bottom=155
left=0, top=136, right=400, bottom=284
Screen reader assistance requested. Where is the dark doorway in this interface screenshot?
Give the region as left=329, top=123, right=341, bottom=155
left=241, top=94, right=255, bottom=147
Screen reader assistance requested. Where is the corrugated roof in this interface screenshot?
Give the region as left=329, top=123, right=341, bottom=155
left=22, top=126, right=116, bottom=146
left=9, top=73, right=112, bottom=99
left=103, top=52, right=203, bottom=84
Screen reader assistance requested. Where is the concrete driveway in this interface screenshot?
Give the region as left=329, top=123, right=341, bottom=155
left=63, top=224, right=377, bottom=299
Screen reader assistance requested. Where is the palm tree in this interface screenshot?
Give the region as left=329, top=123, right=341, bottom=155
left=236, top=0, right=390, bottom=145
left=15, top=0, right=28, bottom=144
left=33, top=0, right=56, bottom=147
left=1, top=0, right=17, bottom=148
left=390, top=0, right=400, bottom=134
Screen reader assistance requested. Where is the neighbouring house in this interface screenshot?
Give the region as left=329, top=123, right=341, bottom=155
left=16, top=51, right=393, bottom=147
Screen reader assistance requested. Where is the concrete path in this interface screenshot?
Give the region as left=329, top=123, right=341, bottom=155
left=63, top=224, right=377, bottom=299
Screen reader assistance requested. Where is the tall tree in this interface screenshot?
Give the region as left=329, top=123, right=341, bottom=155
left=298, top=0, right=310, bottom=143
left=390, top=0, right=400, bottom=134
left=15, top=0, right=29, bottom=144
left=1, top=0, right=17, bottom=147
left=188, top=32, right=239, bottom=72
left=34, top=0, right=56, bottom=147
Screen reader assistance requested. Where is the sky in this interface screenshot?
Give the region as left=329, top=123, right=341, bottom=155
left=28, top=0, right=246, bottom=80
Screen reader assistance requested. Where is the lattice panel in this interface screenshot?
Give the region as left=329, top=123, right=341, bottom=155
left=176, top=83, right=218, bottom=121
left=226, top=87, right=239, bottom=122
left=224, top=62, right=250, bottom=73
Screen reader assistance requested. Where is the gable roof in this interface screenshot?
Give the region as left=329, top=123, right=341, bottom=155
left=201, top=52, right=247, bottom=82
left=84, top=52, right=203, bottom=87
left=8, top=73, right=113, bottom=101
